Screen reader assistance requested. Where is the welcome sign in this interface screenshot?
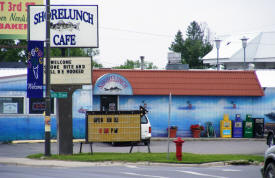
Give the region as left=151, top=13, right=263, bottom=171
left=28, top=5, right=98, bottom=47
left=27, top=40, right=44, bottom=98
left=43, top=57, right=91, bottom=85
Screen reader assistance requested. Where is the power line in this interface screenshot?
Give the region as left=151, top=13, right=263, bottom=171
left=100, top=26, right=174, bottom=38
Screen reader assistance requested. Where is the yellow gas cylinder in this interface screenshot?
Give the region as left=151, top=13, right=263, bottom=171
left=220, top=114, right=232, bottom=138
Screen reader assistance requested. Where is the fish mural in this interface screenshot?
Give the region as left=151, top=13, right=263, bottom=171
left=50, top=20, right=80, bottom=31
left=224, top=101, right=238, bottom=109
left=78, top=107, right=88, bottom=114
left=178, top=101, right=196, bottom=110
left=3, top=80, right=275, bottom=141
left=104, top=87, right=122, bottom=92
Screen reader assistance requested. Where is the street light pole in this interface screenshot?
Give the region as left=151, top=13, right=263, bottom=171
left=215, top=39, right=221, bottom=70
left=241, top=36, right=248, bottom=70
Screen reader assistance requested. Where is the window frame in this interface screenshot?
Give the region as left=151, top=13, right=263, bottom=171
left=0, top=96, right=25, bottom=114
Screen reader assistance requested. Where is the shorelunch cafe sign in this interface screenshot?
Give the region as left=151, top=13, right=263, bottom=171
left=28, top=5, right=98, bottom=48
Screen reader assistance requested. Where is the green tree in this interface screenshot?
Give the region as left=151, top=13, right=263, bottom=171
left=49, top=48, right=103, bottom=68
left=0, top=39, right=28, bottom=62
left=113, top=59, right=157, bottom=69
left=51, top=48, right=87, bottom=57
left=86, top=48, right=103, bottom=68
left=169, top=21, right=213, bottom=69
left=92, top=60, right=103, bottom=68
left=0, top=39, right=103, bottom=67
left=183, top=21, right=212, bottom=68
left=169, top=30, right=185, bottom=60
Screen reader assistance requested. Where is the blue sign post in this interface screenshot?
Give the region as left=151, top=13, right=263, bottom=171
left=27, top=41, right=44, bottom=98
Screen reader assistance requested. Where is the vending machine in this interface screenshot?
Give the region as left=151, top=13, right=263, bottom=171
left=232, top=114, right=243, bottom=138
left=253, top=118, right=264, bottom=138
left=220, top=114, right=232, bottom=138
left=243, top=114, right=253, bottom=138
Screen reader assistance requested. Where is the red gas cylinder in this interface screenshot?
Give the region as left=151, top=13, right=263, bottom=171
left=173, top=137, right=185, bottom=161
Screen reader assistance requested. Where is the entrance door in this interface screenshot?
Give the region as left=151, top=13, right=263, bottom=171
left=100, top=95, right=118, bottom=111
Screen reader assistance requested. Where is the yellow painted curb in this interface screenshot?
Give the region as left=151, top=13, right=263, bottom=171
left=11, top=139, right=85, bottom=144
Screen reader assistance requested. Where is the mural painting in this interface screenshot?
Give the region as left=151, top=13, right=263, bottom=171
left=1, top=84, right=275, bottom=141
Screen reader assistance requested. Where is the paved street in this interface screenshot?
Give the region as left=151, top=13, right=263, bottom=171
left=0, top=162, right=262, bottom=178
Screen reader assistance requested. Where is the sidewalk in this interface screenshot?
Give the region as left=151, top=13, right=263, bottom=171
left=10, top=137, right=266, bottom=144
left=0, top=156, right=233, bottom=168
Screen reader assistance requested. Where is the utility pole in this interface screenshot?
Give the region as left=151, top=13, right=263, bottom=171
left=45, top=0, right=51, bottom=156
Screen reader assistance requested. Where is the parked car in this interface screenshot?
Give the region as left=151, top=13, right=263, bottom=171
left=261, top=145, right=275, bottom=178
left=141, top=114, right=152, bottom=145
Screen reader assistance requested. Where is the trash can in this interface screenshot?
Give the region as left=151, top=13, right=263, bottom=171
left=220, top=114, right=232, bottom=138
left=232, top=114, right=243, bottom=138
left=243, top=114, right=253, bottom=138
left=253, top=118, right=264, bottom=138
left=168, top=126, right=177, bottom=138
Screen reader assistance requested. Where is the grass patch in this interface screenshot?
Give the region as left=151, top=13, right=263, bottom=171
left=28, top=152, right=264, bottom=164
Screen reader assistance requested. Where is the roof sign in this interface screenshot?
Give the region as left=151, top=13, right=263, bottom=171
left=94, top=73, right=133, bottom=95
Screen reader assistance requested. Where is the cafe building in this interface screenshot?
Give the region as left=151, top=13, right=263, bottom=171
left=1, top=68, right=275, bottom=140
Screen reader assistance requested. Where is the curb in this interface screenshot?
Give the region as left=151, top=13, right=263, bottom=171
left=8, top=137, right=265, bottom=144
left=153, top=137, right=265, bottom=141
left=10, top=139, right=85, bottom=144
left=0, top=157, right=262, bottom=168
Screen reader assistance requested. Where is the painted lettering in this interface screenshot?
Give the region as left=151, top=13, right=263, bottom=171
left=28, top=83, right=43, bottom=89
left=10, top=13, right=26, bottom=22
left=53, top=34, right=76, bottom=46
left=8, top=2, right=22, bottom=12
left=0, top=1, right=5, bottom=11
left=0, top=23, right=27, bottom=30
left=34, top=11, right=45, bottom=24
left=97, top=75, right=128, bottom=89
left=34, top=8, right=95, bottom=25
left=0, top=16, right=7, bottom=21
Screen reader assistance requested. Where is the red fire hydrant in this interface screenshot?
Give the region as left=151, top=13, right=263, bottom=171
left=173, top=137, right=185, bottom=161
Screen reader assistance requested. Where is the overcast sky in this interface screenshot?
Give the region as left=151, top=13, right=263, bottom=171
left=49, top=0, right=275, bottom=69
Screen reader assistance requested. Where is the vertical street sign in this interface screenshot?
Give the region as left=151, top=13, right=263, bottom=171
left=27, top=40, right=44, bottom=98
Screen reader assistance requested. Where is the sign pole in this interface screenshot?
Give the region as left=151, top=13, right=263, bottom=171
left=45, top=0, right=51, bottom=156
left=167, top=92, right=171, bottom=159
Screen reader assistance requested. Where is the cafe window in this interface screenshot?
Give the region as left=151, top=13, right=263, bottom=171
left=0, top=97, right=24, bottom=114
left=29, top=98, right=54, bottom=114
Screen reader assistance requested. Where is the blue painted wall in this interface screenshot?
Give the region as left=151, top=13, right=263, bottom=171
left=1, top=76, right=275, bottom=141
left=0, top=83, right=91, bottom=141
left=94, top=88, right=275, bottom=137
left=0, top=115, right=87, bottom=141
